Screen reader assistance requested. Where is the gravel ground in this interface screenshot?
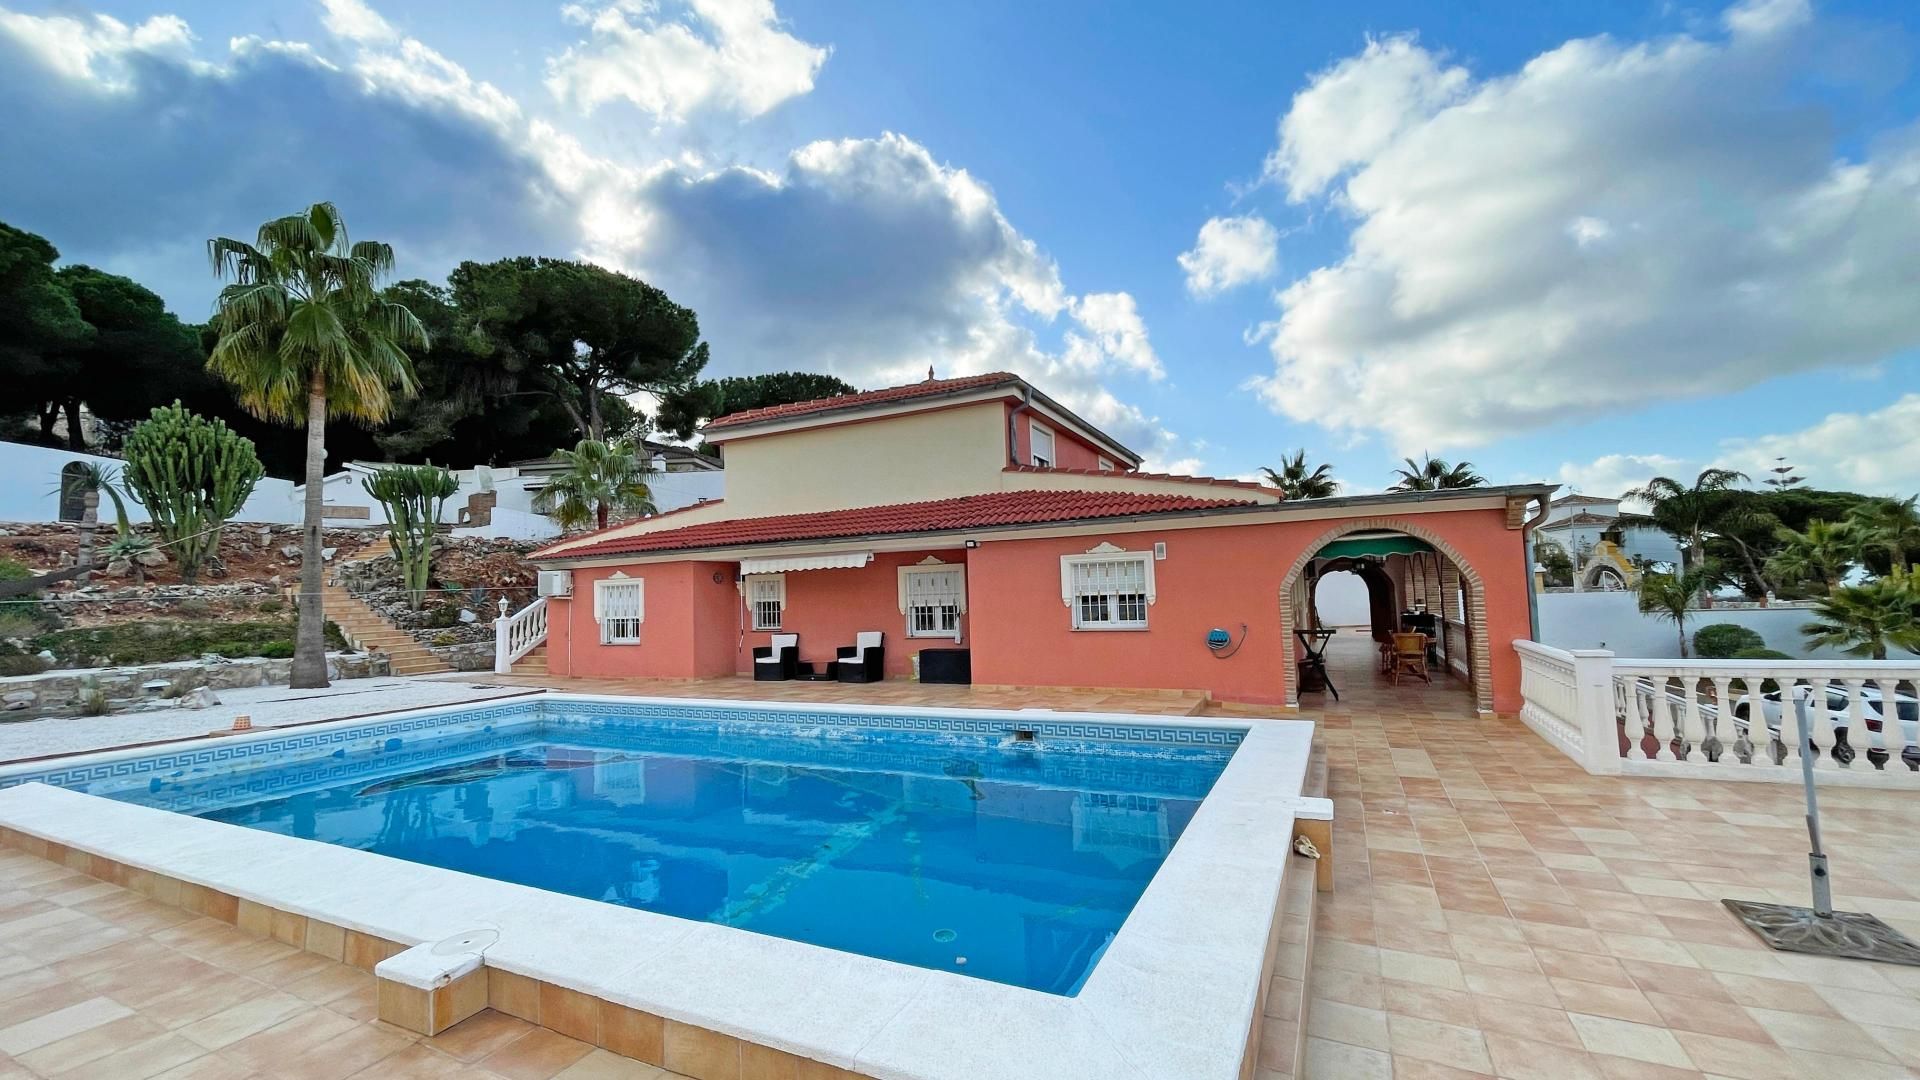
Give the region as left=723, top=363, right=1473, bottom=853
left=0, top=676, right=537, bottom=764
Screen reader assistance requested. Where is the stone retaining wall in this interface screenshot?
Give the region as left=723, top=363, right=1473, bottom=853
left=0, top=652, right=390, bottom=718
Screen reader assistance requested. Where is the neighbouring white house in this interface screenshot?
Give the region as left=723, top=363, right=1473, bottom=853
left=1, top=439, right=724, bottom=542
left=1532, top=493, right=1681, bottom=591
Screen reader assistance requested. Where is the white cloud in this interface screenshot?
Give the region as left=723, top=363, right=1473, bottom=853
left=318, top=0, right=395, bottom=44
left=0, top=3, right=1192, bottom=470
left=1553, top=395, right=1920, bottom=506
left=1177, top=215, right=1279, bottom=297
left=547, top=0, right=827, bottom=124
left=1718, top=394, right=1920, bottom=497
left=1249, top=2, right=1920, bottom=451
left=1551, top=453, right=1690, bottom=503
left=0, top=10, right=197, bottom=89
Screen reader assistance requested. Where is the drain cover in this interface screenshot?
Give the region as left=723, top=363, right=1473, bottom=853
left=1723, top=900, right=1920, bottom=966
left=932, top=928, right=957, bottom=943
left=431, top=928, right=500, bottom=955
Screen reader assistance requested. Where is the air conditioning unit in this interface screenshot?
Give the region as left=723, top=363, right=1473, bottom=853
left=537, top=570, right=574, bottom=597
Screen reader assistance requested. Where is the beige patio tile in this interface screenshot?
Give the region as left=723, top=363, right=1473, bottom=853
left=1568, top=1014, right=1694, bottom=1069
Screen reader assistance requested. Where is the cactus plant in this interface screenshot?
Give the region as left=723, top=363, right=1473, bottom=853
left=121, top=402, right=263, bottom=583
left=363, top=464, right=458, bottom=609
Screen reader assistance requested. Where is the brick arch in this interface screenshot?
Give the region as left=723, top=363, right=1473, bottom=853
left=1278, top=517, right=1493, bottom=712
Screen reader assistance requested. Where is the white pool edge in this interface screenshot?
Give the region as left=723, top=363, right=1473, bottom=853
left=0, top=691, right=1325, bottom=1080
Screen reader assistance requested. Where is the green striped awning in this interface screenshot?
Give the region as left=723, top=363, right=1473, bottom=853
left=1314, top=535, right=1433, bottom=560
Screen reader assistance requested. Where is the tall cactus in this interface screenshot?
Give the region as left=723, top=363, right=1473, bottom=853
left=362, top=464, right=458, bottom=609
left=122, top=402, right=264, bottom=583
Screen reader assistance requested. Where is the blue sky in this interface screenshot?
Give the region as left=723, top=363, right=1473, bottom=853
left=3, top=0, right=1919, bottom=498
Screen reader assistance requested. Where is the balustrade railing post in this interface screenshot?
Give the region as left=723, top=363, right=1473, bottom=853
left=1569, top=649, right=1620, bottom=775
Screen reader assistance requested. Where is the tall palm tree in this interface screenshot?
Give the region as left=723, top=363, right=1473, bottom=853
left=534, top=438, right=657, bottom=531
left=1802, top=573, right=1920, bottom=660
left=1765, top=519, right=1860, bottom=596
left=1389, top=454, right=1485, bottom=491
left=207, top=203, right=426, bottom=689
left=1622, top=468, right=1747, bottom=574
left=1260, top=450, right=1337, bottom=500
left=1637, top=564, right=1719, bottom=657
left=1847, top=495, right=1920, bottom=574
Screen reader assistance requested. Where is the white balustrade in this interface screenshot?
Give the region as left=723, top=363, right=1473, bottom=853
left=494, top=597, right=549, bottom=674
left=1515, top=641, right=1920, bottom=788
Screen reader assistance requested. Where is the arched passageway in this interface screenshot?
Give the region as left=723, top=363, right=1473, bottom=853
left=1280, top=521, right=1493, bottom=714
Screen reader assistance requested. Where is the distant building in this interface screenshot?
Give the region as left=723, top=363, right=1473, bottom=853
left=1534, top=494, right=1680, bottom=590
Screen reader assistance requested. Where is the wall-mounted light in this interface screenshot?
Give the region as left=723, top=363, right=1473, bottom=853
left=964, top=540, right=979, bottom=549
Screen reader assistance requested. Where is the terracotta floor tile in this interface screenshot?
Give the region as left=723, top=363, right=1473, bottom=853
left=479, top=1029, right=595, bottom=1080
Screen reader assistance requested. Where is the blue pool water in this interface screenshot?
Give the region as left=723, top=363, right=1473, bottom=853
left=105, top=711, right=1235, bottom=994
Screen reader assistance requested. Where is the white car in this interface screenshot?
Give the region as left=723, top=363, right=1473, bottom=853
left=1729, top=684, right=1919, bottom=767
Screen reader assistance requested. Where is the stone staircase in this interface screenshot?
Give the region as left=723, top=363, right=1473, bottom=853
left=509, top=644, right=548, bottom=676
left=320, top=581, right=453, bottom=676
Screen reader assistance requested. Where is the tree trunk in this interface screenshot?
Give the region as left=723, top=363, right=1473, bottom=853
left=291, top=370, right=331, bottom=689
left=596, top=500, right=608, bottom=530
left=586, top=382, right=604, bottom=443
left=63, top=398, right=85, bottom=451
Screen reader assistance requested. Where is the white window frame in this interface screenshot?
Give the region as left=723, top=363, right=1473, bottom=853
left=1029, top=419, right=1056, bottom=468
left=592, top=575, right=644, bottom=645
left=745, top=573, right=786, bottom=631
left=898, top=561, right=967, bottom=640
left=1097, top=456, right=1116, bottom=472
left=1060, top=548, right=1156, bottom=631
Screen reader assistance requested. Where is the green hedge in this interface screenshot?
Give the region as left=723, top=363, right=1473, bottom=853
left=1694, top=623, right=1767, bottom=659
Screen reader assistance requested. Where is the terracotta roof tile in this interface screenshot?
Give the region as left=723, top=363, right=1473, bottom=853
left=531, top=488, right=1255, bottom=560
left=703, top=372, right=1020, bottom=431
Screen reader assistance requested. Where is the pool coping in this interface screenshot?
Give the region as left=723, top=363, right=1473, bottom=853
left=0, top=691, right=1326, bottom=1080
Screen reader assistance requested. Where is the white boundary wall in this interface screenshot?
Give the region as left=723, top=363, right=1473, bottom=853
left=1537, top=590, right=1918, bottom=661
left=0, top=442, right=301, bottom=526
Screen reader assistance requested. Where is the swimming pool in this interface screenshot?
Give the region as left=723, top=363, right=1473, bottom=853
left=0, top=694, right=1320, bottom=1080
left=95, top=704, right=1233, bottom=993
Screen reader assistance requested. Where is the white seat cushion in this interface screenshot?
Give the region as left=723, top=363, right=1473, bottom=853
left=755, top=655, right=783, bottom=664
left=769, top=634, right=798, bottom=650
left=854, top=632, right=883, bottom=650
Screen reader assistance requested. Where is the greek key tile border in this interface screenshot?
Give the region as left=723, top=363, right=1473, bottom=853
left=2, top=696, right=1242, bottom=799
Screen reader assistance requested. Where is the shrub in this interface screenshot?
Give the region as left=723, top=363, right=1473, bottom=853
left=1694, top=623, right=1767, bottom=659
left=255, top=599, right=285, bottom=614
left=325, top=620, right=349, bottom=651
left=31, top=619, right=297, bottom=667
left=121, top=402, right=263, bottom=584
left=174, top=597, right=213, bottom=618
left=423, top=604, right=462, bottom=629
left=1732, top=647, right=1794, bottom=660
left=0, top=558, right=30, bottom=583
left=0, top=654, right=50, bottom=677
left=78, top=678, right=109, bottom=716
left=432, top=631, right=459, bottom=647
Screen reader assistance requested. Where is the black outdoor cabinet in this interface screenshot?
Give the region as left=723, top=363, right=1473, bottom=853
left=919, top=648, right=972, bottom=685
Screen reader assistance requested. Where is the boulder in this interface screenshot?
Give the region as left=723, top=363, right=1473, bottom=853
left=281, top=545, right=301, bottom=559
left=135, top=548, right=167, bottom=567
left=177, top=686, right=220, bottom=709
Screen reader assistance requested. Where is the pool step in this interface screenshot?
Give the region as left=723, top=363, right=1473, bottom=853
left=1257, top=836, right=1321, bottom=1080
left=319, top=584, right=453, bottom=676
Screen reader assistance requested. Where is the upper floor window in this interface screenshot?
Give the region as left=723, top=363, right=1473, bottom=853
left=746, top=574, right=785, bottom=630
left=1061, top=550, right=1154, bottom=630
left=901, top=566, right=964, bottom=638
left=1029, top=420, right=1055, bottom=468
left=593, top=577, right=644, bottom=644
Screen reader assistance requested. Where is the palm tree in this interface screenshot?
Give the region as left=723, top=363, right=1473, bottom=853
left=1260, top=450, right=1337, bottom=499
left=207, top=203, right=426, bottom=689
left=1847, top=495, right=1920, bottom=574
left=1637, top=564, right=1719, bottom=657
left=1622, top=468, right=1747, bottom=574
left=1389, top=454, right=1485, bottom=491
left=1765, top=519, right=1860, bottom=596
left=534, top=438, right=657, bottom=531
left=54, top=462, right=135, bottom=568
left=1802, top=573, right=1920, bottom=660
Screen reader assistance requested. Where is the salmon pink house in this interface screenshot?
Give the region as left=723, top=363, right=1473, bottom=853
left=514, top=373, right=1555, bottom=713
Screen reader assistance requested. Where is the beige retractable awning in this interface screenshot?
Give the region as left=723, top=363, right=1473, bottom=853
left=738, top=551, right=875, bottom=574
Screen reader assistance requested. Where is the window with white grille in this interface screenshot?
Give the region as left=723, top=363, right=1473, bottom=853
left=1063, top=553, right=1152, bottom=630
left=1029, top=420, right=1055, bottom=468
left=593, top=578, right=644, bottom=644
left=746, top=574, right=785, bottom=630
left=904, top=568, right=962, bottom=637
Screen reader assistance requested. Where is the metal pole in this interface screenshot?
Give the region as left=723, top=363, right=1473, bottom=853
left=1792, top=687, right=1833, bottom=918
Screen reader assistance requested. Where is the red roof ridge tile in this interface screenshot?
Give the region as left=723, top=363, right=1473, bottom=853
left=531, top=488, right=1256, bottom=561
left=703, top=372, right=1020, bottom=431
left=528, top=498, right=727, bottom=560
